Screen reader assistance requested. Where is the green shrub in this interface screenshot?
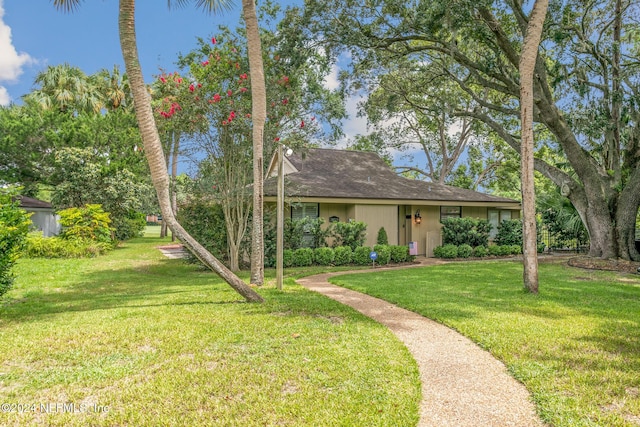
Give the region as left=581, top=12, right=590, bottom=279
left=440, top=244, right=459, bottom=259
left=333, top=246, right=352, bottom=265
left=112, top=210, right=146, bottom=241
left=283, top=249, right=294, bottom=268
left=441, top=217, right=490, bottom=247
left=0, top=190, right=31, bottom=297
left=376, top=227, right=389, bottom=245
left=390, top=245, right=409, bottom=263
left=332, top=221, right=367, bottom=250
left=314, top=247, right=335, bottom=266
left=473, top=245, right=488, bottom=257
left=509, top=245, right=522, bottom=255
left=494, top=219, right=523, bottom=246
left=292, top=248, right=313, bottom=267
left=488, top=245, right=502, bottom=256
left=24, top=233, right=111, bottom=258
left=457, top=244, right=473, bottom=258
left=373, top=244, right=391, bottom=265
left=353, top=246, right=372, bottom=265
left=178, top=201, right=229, bottom=264
left=58, top=204, right=114, bottom=244
left=433, top=245, right=444, bottom=258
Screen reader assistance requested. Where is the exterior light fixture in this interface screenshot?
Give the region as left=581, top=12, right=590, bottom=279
left=414, top=209, right=422, bottom=224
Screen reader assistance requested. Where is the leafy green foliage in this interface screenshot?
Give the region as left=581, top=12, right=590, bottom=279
left=441, top=217, right=490, bottom=247
left=352, top=246, right=373, bottom=265
left=292, top=248, right=314, bottom=267
left=433, top=244, right=459, bottom=259
left=373, top=244, right=391, bottom=264
left=58, top=204, right=114, bottom=244
left=389, top=245, right=409, bottom=263
left=494, top=219, right=523, bottom=246
left=457, top=244, right=473, bottom=258
left=177, top=201, right=228, bottom=264
left=0, top=189, right=31, bottom=297
left=313, top=247, right=335, bottom=266
left=472, top=245, right=488, bottom=257
left=332, top=221, right=367, bottom=250
left=376, top=227, right=389, bottom=245
left=333, top=246, right=353, bottom=266
left=24, top=232, right=112, bottom=258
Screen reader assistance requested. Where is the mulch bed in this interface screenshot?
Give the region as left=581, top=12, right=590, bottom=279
left=567, top=256, right=640, bottom=274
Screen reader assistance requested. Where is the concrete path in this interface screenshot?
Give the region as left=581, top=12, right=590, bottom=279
left=296, top=265, right=545, bottom=427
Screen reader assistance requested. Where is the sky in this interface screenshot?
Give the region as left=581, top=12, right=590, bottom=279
left=0, top=0, right=370, bottom=137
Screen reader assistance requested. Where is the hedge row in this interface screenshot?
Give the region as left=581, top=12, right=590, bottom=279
left=433, top=243, right=545, bottom=259
left=282, top=244, right=414, bottom=268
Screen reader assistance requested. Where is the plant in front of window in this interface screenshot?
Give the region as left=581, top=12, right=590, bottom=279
left=332, top=221, right=367, bottom=250
left=376, top=227, right=388, bottom=245
left=441, top=217, right=490, bottom=247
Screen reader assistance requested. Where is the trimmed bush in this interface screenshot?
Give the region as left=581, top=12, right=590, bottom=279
left=24, top=233, right=112, bottom=258
left=494, top=219, right=523, bottom=246
left=457, top=244, right=473, bottom=258
left=373, top=244, right=391, bottom=265
left=292, top=248, right=313, bottom=267
left=58, top=204, right=114, bottom=244
left=283, top=249, right=294, bottom=268
left=441, top=217, right=491, bottom=247
left=440, top=244, right=459, bottom=259
left=390, top=245, right=409, bottom=263
left=376, top=227, right=389, bottom=245
left=509, top=245, right=522, bottom=255
left=332, top=221, right=367, bottom=250
left=473, top=245, right=488, bottom=257
left=488, top=245, right=512, bottom=256
left=333, top=246, right=352, bottom=266
left=314, top=247, right=335, bottom=266
left=353, top=246, right=372, bottom=265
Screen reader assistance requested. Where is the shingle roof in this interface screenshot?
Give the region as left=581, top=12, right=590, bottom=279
left=18, top=195, right=53, bottom=209
left=264, top=148, right=519, bottom=205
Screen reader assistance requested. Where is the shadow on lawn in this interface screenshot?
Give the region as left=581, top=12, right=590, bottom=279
left=1, top=256, right=252, bottom=324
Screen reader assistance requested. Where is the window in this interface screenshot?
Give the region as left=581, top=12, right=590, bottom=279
left=488, top=209, right=513, bottom=238
left=290, top=203, right=319, bottom=221
left=290, top=203, right=319, bottom=247
left=440, top=206, right=462, bottom=221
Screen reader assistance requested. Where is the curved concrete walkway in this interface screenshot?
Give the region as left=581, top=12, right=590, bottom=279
left=296, top=264, right=545, bottom=427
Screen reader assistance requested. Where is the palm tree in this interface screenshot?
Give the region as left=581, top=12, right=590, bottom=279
left=95, top=65, right=131, bottom=111
left=52, top=0, right=264, bottom=303
left=27, top=63, right=104, bottom=114
left=519, top=0, right=548, bottom=294
left=242, top=0, right=267, bottom=286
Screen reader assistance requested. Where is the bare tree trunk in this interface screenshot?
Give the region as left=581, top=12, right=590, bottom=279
left=518, top=0, right=548, bottom=294
left=119, top=0, right=263, bottom=302
left=170, top=131, right=179, bottom=243
left=243, top=0, right=266, bottom=286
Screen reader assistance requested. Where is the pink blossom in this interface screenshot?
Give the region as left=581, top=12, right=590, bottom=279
left=159, top=76, right=167, bottom=83
left=189, top=84, right=195, bottom=92
left=300, top=120, right=305, bottom=128
left=227, top=90, right=233, bottom=97
left=211, top=37, right=217, bottom=44
left=240, top=73, right=248, bottom=80
left=239, top=87, right=248, bottom=93
left=274, top=137, right=280, bottom=142
left=213, top=94, right=221, bottom=103
left=201, top=60, right=209, bottom=66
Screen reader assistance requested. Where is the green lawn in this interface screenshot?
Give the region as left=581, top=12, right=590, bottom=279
left=331, top=260, right=640, bottom=427
left=0, top=231, right=420, bottom=427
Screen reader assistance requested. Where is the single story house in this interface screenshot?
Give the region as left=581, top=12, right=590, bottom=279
left=18, top=196, right=60, bottom=237
left=264, top=148, right=521, bottom=256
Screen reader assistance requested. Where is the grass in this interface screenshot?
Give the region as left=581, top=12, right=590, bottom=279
left=330, top=259, right=640, bottom=427
left=0, top=229, right=420, bottom=427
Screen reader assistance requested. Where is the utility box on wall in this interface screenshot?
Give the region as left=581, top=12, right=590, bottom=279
left=409, top=241, right=418, bottom=256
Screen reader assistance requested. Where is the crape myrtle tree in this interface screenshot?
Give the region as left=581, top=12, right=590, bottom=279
left=170, top=14, right=343, bottom=271
left=52, top=0, right=264, bottom=302
left=303, top=0, right=640, bottom=261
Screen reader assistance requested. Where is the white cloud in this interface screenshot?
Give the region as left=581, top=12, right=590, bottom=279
left=323, top=63, right=340, bottom=91
left=0, top=86, right=9, bottom=106
left=0, top=0, right=34, bottom=104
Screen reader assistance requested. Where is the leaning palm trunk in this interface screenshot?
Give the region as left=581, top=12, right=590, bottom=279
left=243, top=0, right=267, bottom=286
left=118, top=0, right=263, bottom=302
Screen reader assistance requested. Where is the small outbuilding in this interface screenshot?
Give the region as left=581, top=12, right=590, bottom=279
left=18, top=196, right=60, bottom=237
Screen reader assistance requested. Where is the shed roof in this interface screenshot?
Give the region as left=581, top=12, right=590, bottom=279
left=18, top=195, right=53, bottom=210
left=264, top=148, right=519, bottom=205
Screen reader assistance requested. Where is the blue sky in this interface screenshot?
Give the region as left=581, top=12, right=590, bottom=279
left=0, top=0, right=251, bottom=105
